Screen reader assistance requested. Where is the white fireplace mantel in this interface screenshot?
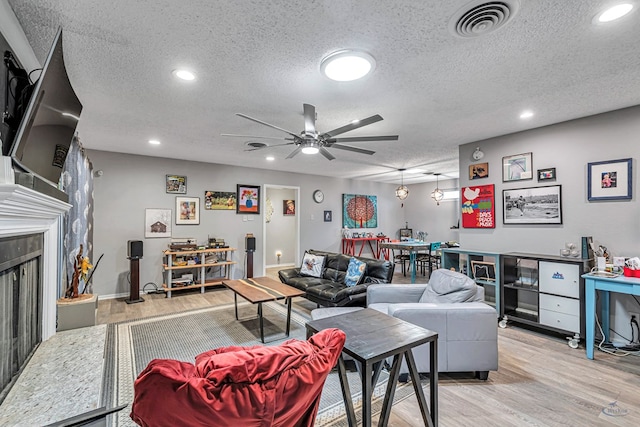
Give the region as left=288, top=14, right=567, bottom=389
left=0, top=184, right=72, bottom=340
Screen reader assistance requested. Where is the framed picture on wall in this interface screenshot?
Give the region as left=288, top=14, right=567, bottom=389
left=537, top=167, right=556, bottom=181
left=166, top=175, right=187, bottom=194
left=204, top=191, right=236, bottom=210
left=342, top=194, right=377, bottom=228
left=283, top=199, right=295, bottom=215
left=324, top=210, right=332, bottom=222
left=587, top=158, right=632, bottom=201
left=502, top=152, right=533, bottom=182
left=176, top=197, right=200, bottom=225
left=145, top=208, right=171, bottom=238
left=469, top=162, right=489, bottom=180
left=503, top=185, right=562, bottom=225
left=461, top=184, right=495, bottom=228
left=237, top=184, right=260, bottom=214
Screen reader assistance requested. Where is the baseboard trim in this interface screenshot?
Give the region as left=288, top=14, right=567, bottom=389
left=98, top=292, right=129, bottom=300
left=265, top=263, right=295, bottom=269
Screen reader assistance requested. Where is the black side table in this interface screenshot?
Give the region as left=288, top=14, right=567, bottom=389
left=306, top=308, right=438, bottom=427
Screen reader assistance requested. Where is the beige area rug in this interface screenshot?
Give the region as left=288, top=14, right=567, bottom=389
left=101, top=301, right=422, bottom=426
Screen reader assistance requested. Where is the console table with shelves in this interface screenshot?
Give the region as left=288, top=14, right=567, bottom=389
left=500, top=252, right=590, bottom=348
left=162, top=247, right=237, bottom=298
left=440, top=248, right=501, bottom=315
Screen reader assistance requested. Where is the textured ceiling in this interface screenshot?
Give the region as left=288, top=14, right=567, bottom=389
left=7, top=0, right=640, bottom=184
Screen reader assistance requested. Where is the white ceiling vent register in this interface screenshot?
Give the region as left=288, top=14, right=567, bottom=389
left=449, top=0, right=520, bottom=38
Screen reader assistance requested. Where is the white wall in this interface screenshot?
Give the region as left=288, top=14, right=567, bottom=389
left=458, top=105, right=640, bottom=341
left=265, top=187, right=296, bottom=266
left=404, top=177, right=460, bottom=244
left=88, top=150, right=421, bottom=298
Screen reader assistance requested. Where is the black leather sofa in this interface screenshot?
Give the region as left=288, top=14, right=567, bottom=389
left=278, top=250, right=395, bottom=307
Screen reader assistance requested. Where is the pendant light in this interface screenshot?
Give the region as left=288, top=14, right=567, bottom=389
left=395, top=169, right=409, bottom=201
left=431, top=173, right=444, bottom=205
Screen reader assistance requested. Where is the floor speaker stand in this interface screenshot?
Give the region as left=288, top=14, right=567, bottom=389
left=246, top=250, right=254, bottom=279
left=125, top=257, right=144, bottom=304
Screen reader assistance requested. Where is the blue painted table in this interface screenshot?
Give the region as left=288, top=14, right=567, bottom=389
left=379, top=241, right=433, bottom=283
left=583, top=273, right=640, bottom=359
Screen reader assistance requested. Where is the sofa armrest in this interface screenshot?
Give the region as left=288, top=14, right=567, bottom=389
left=278, top=267, right=301, bottom=283
left=367, top=284, right=427, bottom=304
left=388, top=302, right=497, bottom=341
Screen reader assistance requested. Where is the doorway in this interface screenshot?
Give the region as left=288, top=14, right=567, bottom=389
left=262, top=185, right=300, bottom=275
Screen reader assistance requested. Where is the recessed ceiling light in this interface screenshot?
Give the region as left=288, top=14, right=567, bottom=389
left=320, top=50, right=376, bottom=82
left=148, top=139, right=161, bottom=145
left=265, top=156, right=275, bottom=161
left=520, top=110, right=534, bottom=119
left=595, top=3, right=633, bottom=23
left=172, top=69, right=196, bottom=81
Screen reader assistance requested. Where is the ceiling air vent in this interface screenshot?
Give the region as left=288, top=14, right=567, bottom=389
left=449, top=0, right=520, bottom=38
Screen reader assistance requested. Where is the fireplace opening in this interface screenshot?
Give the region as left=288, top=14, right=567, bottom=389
left=0, top=233, right=43, bottom=404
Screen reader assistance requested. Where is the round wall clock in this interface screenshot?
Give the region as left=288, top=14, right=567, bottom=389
left=313, top=190, right=324, bottom=203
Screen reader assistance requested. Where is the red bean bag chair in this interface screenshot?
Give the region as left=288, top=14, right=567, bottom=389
left=130, top=328, right=346, bottom=427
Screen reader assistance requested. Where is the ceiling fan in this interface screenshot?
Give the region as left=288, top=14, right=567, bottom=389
left=221, top=103, right=399, bottom=160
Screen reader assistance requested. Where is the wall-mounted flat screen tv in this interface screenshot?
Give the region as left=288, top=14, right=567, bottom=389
left=9, top=27, right=82, bottom=188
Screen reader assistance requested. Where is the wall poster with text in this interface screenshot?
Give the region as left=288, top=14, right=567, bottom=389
left=461, top=184, right=495, bottom=228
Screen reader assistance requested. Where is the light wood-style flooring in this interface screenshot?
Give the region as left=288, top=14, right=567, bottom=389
left=97, top=268, right=640, bottom=426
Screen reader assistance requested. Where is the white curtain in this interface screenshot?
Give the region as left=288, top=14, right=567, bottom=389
left=61, top=136, right=94, bottom=296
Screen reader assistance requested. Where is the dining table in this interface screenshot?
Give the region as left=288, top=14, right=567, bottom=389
left=379, top=240, right=434, bottom=283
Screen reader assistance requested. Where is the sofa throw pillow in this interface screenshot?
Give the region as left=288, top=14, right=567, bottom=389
left=300, top=252, right=325, bottom=278
left=344, top=257, right=366, bottom=287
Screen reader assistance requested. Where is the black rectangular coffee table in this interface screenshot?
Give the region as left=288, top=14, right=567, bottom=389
left=222, top=277, right=304, bottom=343
left=306, top=308, right=438, bottom=427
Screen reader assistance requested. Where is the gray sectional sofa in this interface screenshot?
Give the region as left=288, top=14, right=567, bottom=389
left=367, top=268, right=498, bottom=380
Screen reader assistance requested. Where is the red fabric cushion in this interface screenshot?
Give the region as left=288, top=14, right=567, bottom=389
left=130, top=328, right=345, bottom=427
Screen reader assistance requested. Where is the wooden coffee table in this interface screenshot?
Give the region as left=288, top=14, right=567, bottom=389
left=222, top=276, right=304, bottom=343
left=306, top=308, right=438, bottom=427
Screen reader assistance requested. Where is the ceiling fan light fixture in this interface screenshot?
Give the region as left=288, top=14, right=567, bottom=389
left=301, top=141, right=320, bottom=154
left=321, top=50, right=375, bottom=81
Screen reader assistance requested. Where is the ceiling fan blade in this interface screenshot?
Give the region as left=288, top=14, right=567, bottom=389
left=320, top=114, right=383, bottom=138
left=221, top=133, right=293, bottom=141
left=327, top=135, right=399, bottom=143
left=329, top=144, right=376, bottom=155
left=236, top=113, right=300, bottom=139
left=319, top=147, right=336, bottom=161
left=285, top=146, right=302, bottom=159
left=244, top=142, right=295, bottom=152
left=303, top=103, right=316, bottom=136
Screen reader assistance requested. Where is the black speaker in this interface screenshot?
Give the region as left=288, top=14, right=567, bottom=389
left=246, top=236, right=256, bottom=252
left=127, top=240, right=143, bottom=259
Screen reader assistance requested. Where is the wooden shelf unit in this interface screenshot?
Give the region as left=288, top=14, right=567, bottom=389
left=162, top=247, right=237, bottom=298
